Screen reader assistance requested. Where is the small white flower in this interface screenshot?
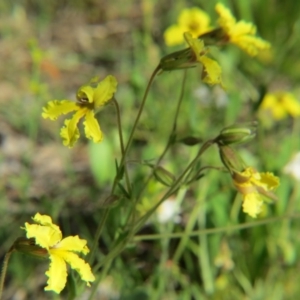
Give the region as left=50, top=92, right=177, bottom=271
left=283, top=152, right=300, bottom=181
left=157, top=198, right=181, bottom=224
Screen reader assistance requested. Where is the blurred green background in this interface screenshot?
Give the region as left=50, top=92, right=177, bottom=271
left=0, top=0, right=300, bottom=299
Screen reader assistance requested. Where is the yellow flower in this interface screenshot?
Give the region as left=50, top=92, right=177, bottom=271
left=232, top=167, right=279, bottom=218
left=42, top=75, right=117, bottom=148
left=215, top=3, right=270, bottom=56
left=259, top=91, right=300, bottom=120
left=159, top=32, right=223, bottom=87
left=23, top=213, right=95, bottom=294
left=184, top=32, right=223, bottom=86
left=164, top=7, right=211, bottom=46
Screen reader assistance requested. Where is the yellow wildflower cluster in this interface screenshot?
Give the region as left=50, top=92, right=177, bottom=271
left=164, top=2, right=270, bottom=56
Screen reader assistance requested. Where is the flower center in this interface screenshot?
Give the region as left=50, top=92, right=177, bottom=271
left=77, top=96, right=89, bottom=104
left=189, top=21, right=200, bottom=32
left=76, top=98, right=95, bottom=110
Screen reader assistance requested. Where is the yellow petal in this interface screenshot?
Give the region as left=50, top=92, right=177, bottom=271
left=54, top=250, right=95, bottom=285
left=242, top=193, right=263, bottom=218
left=259, top=172, right=280, bottom=190
left=164, top=7, right=211, bottom=46
left=42, top=100, right=78, bottom=120
left=84, top=110, right=103, bottom=143
left=234, top=20, right=256, bottom=33
left=260, top=92, right=300, bottom=120
left=199, top=56, right=223, bottom=86
left=24, top=223, right=62, bottom=249
left=215, top=2, right=236, bottom=32
left=178, top=7, right=211, bottom=36
left=215, top=3, right=270, bottom=56
left=32, top=213, right=61, bottom=232
left=45, top=253, right=68, bottom=294
left=184, top=32, right=223, bottom=86
left=60, top=108, right=87, bottom=148
left=260, top=94, right=286, bottom=120
left=164, top=25, right=186, bottom=46
left=58, top=236, right=90, bottom=255
left=234, top=167, right=279, bottom=199
left=260, top=94, right=277, bottom=109
left=93, top=75, right=118, bottom=107
left=76, top=85, right=95, bottom=103
left=232, top=34, right=270, bottom=56
left=184, top=32, right=205, bottom=61
left=282, top=93, right=300, bottom=117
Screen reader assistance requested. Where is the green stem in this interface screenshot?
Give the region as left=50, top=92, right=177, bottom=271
left=108, top=65, right=160, bottom=199
left=197, top=180, right=214, bottom=295
left=0, top=250, right=13, bottom=299
left=111, top=97, right=131, bottom=194
left=87, top=251, right=115, bottom=300
left=88, top=237, right=128, bottom=300
left=280, top=184, right=299, bottom=237
left=132, top=213, right=300, bottom=241
left=172, top=198, right=203, bottom=263
left=90, top=139, right=214, bottom=296
left=125, top=70, right=188, bottom=231
left=121, top=65, right=160, bottom=165
left=88, top=66, right=160, bottom=297
left=133, top=139, right=215, bottom=233
left=172, top=70, right=187, bottom=132
left=88, top=209, right=109, bottom=264
left=112, top=98, right=125, bottom=156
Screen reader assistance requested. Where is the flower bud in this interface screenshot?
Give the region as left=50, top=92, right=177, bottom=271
left=13, top=237, right=48, bottom=258
left=154, top=166, right=176, bottom=187
left=177, top=136, right=203, bottom=146
left=159, top=48, right=197, bottom=71
left=216, top=122, right=257, bottom=146
left=219, top=145, right=245, bottom=174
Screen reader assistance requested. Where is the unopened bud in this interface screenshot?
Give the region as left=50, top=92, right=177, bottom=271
left=219, top=145, right=245, bottom=174
left=216, top=122, right=257, bottom=146
left=177, top=136, right=203, bottom=146
left=13, top=237, right=48, bottom=258
left=159, top=32, right=207, bottom=72
left=159, top=47, right=197, bottom=71
left=154, top=166, right=176, bottom=187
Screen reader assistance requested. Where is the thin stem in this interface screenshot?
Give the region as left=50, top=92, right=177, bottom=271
left=111, top=97, right=131, bottom=193
left=133, top=213, right=300, bottom=241
left=88, top=238, right=128, bottom=299
left=125, top=70, right=188, bottom=228
left=112, top=97, right=125, bottom=155
left=280, top=183, right=299, bottom=237
left=109, top=65, right=160, bottom=198
left=122, top=65, right=160, bottom=163
left=87, top=256, right=113, bottom=300
left=88, top=66, right=160, bottom=294
left=172, top=70, right=187, bottom=132
left=197, top=181, right=214, bottom=295
left=133, top=139, right=215, bottom=233
left=0, top=250, right=13, bottom=299
left=88, top=209, right=109, bottom=264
